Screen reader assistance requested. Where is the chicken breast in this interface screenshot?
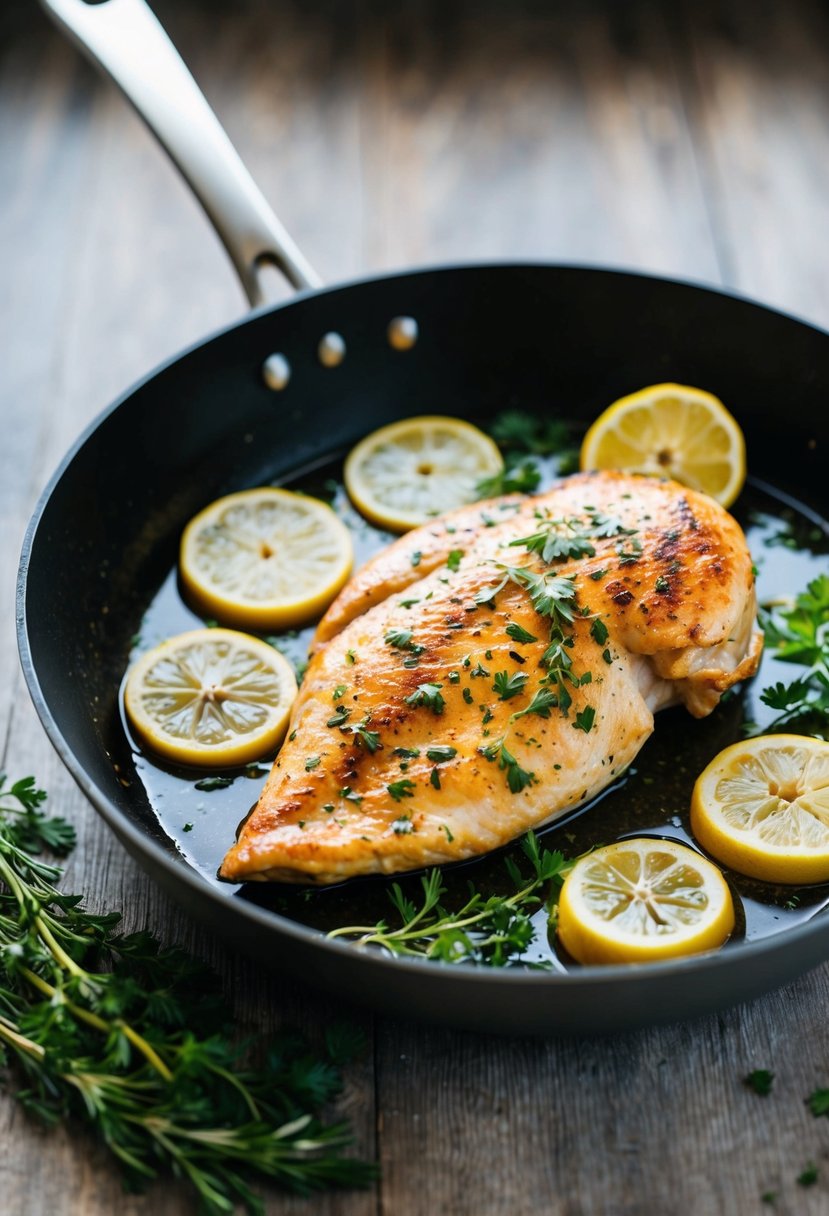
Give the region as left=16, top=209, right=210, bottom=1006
left=220, top=472, right=762, bottom=884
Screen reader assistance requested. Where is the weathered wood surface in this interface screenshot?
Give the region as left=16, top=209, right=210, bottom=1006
left=2, top=0, right=829, bottom=1212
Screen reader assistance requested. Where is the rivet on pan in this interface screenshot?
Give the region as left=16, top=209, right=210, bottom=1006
left=318, top=332, right=346, bottom=367
left=387, top=315, right=418, bottom=351
left=262, top=353, right=291, bottom=391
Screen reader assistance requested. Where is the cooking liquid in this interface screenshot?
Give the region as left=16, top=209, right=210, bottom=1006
left=120, top=452, right=829, bottom=970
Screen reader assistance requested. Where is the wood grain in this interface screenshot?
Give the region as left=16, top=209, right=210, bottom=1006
left=2, top=1, right=829, bottom=1213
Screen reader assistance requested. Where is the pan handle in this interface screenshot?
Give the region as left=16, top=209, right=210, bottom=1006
left=39, top=0, right=321, bottom=304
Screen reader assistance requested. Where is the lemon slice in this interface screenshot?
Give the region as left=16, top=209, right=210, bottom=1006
left=180, top=488, right=353, bottom=630
left=344, top=415, right=504, bottom=532
left=691, top=735, right=829, bottom=884
left=124, top=628, right=297, bottom=768
left=557, top=838, right=734, bottom=965
left=580, top=383, right=746, bottom=508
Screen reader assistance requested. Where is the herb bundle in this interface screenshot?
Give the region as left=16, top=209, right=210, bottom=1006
left=0, top=776, right=374, bottom=1213
left=756, top=574, right=829, bottom=739
left=328, top=832, right=572, bottom=967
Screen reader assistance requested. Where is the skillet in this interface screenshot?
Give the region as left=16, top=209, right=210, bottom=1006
left=19, top=0, right=829, bottom=1034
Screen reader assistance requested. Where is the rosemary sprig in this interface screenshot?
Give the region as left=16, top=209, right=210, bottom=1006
left=0, top=776, right=374, bottom=1213
left=328, top=832, right=572, bottom=967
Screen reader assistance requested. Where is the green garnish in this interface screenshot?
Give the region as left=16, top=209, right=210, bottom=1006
left=327, top=706, right=351, bottom=728
left=392, top=747, right=420, bottom=759
left=425, top=746, right=457, bottom=762
left=505, top=621, right=538, bottom=645
left=332, top=683, right=348, bottom=701
left=194, top=776, right=233, bottom=792
left=616, top=537, right=643, bottom=565
left=410, top=551, right=422, bottom=567
left=404, top=683, right=446, bottom=715
left=339, top=787, right=362, bottom=804
left=510, top=519, right=596, bottom=563
left=429, top=768, right=441, bottom=790
left=462, top=687, right=474, bottom=704
left=797, top=1163, right=819, bottom=1187
left=655, top=574, right=670, bottom=593
left=493, top=670, right=529, bottom=701
left=755, top=575, right=829, bottom=738
left=476, top=460, right=541, bottom=498
left=387, top=779, right=416, bottom=803
left=573, top=706, right=596, bottom=733
left=479, top=738, right=536, bottom=793
left=392, top=816, right=415, bottom=835
left=305, top=755, right=321, bottom=771
left=446, top=549, right=464, bottom=572
left=347, top=722, right=382, bottom=753
left=0, top=776, right=373, bottom=1207
left=328, top=831, right=572, bottom=966
left=384, top=628, right=425, bottom=655
left=590, top=617, right=609, bottom=646
left=807, top=1087, right=829, bottom=1116
left=511, top=687, right=557, bottom=721
left=744, top=1069, right=774, bottom=1096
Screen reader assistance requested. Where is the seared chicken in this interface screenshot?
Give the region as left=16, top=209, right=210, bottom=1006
left=221, top=472, right=761, bottom=884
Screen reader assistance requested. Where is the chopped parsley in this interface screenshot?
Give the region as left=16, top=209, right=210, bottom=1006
left=573, top=706, right=596, bottom=733
left=744, top=1069, right=774, bottom=1097
left=426, top=745, right=457, bottom=762
left=590, top=617, right=609, bottom=646
left=476, top=459, right=542, bottom=498
left=332, top=683, right=348, bottom=701
left=493, top=670, right=529, bottom=701
left=410, top=551, right=422, bottom=568
left=304, top=755, right=321, bottom=772
left=505, top=621, right=538, bottom=645
left=429, top=768, right=441, bottom=790
left=338, top=787, right=362, bottom=805
left=404, top=683, right=446, bottom=715
left=479, top=738, right=536, bottom=793
left=655, top=575, right=670, bottom=593
left=327, top=706, right=351, bottom=728
left=446, top=549, right=464, bottom=572
left=387, top=779, right=416, bottom=802
left=511, top=686, right=557, bottom=721
left=462, top=687, right=474, bottom=704
left=384, top=627, right=425, bottom=655
left=392, top=815, right=415, bottom=835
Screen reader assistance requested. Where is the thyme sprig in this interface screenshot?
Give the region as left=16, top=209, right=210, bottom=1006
left=0, top=776, right=374, bottom=1212
left=328, top=832, right=572, bottom=967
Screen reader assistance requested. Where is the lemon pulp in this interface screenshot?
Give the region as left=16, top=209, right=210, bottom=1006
left=691, top=734, right=829, bottom=884
left=124, top=628, right=297, bottom=768
left=580, top=383, right=746, bottom=508
left=344, top=415, right=503, bottom=532
left=180, top=487, right=353, bottom=630
left=557, top=838, right=734, bottom=965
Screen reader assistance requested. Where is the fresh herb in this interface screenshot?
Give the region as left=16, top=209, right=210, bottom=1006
left=573, top=706, right=596, bottom=733
left=384, top=628, right=425, bottom=655
left=387, top=779, right=416, bottom=803
left=479, top=738, right=536, bottom=793
left=404, top=683, right=446, bottom=715
left=590, top=617, right=609, bottom=646
left=392, top=747, right=420, bottom=759
left=339, top=787, right=363, bottom=805
left=462, top=688, right=473, bottom=704
left=616, top=537, right=643, bottom=565
left=0, top=777, right=373, bottom=1209
left=655, top=575, right=670, bottom=594
left=194, top=776, right=233, bottom=792
left=477, top=564, right=577, bottom=628
left=425, top=746, right=457, bottom=763
left=505, top=622, right=538, bottom=645
left=332, top=683, right=348, bottom=701
left=510, top=518, right=596, bottom=564
left=488, top=410, right=573, bottom=457
left=430, top=768, right=441, bottom=790
left=585, top=510, right=635, bottom=539
left=446, top=549, right=464, bottom=572
left=745, top=1069, right=774, bottom=1097
left=441, top=825, right=454, bottom=843
left=476, top=460, right=541, bottom=498
left=346, top=722, right=382, bottom=753
left=807, top=1087, right=829, bottom=1116
left=447, top=671, right=460, bottom=683
left=493, top=670, right=529, bottom=701
left=329, top=832, right=571, bottom=966
left=345, top=648, right=357, bottom=665
left=511, top=687, right=557, bottom=721
left=410, top=551, right=422, bottom=568
left=399, top=597, right=420, bottom=609
left=392, top=816, right=415, bottom=835
left=305, top=755, right=321, bottom=771
left=327, top=706, right=352, bottom=728
left=755, top=575, right=829, bottom=738
left=798, top=1163, right=819, bottom=1187
left=469, top=662, right=490, bottom=678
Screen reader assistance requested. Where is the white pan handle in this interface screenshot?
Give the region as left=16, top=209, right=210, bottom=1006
left=40, top=0, right=321, bottom=304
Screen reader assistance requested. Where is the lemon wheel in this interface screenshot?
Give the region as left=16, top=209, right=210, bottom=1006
left=691, top=735, right=829, bottom=884
left=344, top=415, right=504, bottom=532
left=180, top=488, right=353, bottom=630
left=124, top=628, right=297, bottom=768
left=580, top=383, right=746, bottom=508
left=557, top=838, right=734, bottom=965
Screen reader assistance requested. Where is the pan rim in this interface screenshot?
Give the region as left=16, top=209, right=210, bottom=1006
left=16, top=258, right=829, bottom=995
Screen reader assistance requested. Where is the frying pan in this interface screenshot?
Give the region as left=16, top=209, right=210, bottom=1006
left=20, top=0, right=829, bottom=1034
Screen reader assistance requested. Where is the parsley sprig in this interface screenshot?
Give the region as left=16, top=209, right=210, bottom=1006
left=328, top=832, right=572, bottom=967
left=755, top=575, right=829, bottom=738
left=0, top=776, right=374, bottom=1210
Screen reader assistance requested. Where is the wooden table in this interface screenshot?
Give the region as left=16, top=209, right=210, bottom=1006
left=3, top=1, right=829, bottom=1211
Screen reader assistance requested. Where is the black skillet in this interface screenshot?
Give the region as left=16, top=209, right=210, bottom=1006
left=20, top=0, right=829, bottom=1034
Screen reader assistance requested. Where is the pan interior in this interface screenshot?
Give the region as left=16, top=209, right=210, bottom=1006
left=20, top=266, right=829, bottom=979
